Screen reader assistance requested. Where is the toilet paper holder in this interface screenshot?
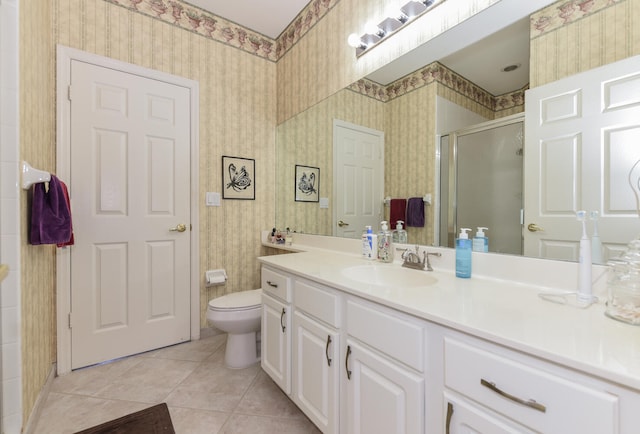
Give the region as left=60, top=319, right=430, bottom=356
left=205, top=269, right=227, bottom=286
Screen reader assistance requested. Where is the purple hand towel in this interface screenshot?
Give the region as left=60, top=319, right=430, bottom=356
left=405, top=197, right=425, bottom=227
left=30, top=175, right=73, bottom=245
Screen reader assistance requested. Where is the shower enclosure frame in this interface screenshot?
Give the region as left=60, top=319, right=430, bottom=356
left=437, top=113, right=524, bottom=253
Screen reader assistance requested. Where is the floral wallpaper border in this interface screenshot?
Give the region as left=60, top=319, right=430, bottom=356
left=531, top=0, right=624, bottom=36
left=103, top=0, right=340, bottom=62
left=275, top=0, right=340, bottom=58
left=347, top=61, right=526, bottom=112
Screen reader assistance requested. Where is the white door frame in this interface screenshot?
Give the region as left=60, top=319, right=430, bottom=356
left=55, top=45, right=200, bottom=375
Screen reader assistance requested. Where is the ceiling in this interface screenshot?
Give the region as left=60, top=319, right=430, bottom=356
left=186, top=0, right=531, bottom=96
left=185, top=0, right=310, bottom=39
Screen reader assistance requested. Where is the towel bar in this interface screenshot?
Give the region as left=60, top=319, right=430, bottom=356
left=384, top=194, right=432, bottom=205
left=22, top=161, right=51, bottom=190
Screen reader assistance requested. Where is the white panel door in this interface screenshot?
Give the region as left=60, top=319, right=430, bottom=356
left=525, top=56, right=640, bottom=261
left=334, top=120, right=384, bottom=238
left=344, top=340, right=424, bottom=434
left=70, top=60, right=191, bottom=369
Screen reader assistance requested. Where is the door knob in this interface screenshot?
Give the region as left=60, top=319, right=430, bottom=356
left=169, top=223, right=187, bottom=232
left=527, top=223, right=544, bottom=232
left=338, top=220, right=350, bottom=227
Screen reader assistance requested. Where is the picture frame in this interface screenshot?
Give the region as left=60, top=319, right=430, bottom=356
left=222, top=156, right=255, bottom=200
left=294, top=164, right=320, bottom=202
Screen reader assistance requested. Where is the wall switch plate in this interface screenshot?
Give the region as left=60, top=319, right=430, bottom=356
left=206, top=192, right=221, bottom=206
left=319, top=197, right=329, bottom=209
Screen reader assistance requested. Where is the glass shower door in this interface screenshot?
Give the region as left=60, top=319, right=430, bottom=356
left=440, top=116, right=524, bottom=255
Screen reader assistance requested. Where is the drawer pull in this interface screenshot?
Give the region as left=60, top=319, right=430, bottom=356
left=280, top=307, right=286, bottom=333
left=345, top=345, right=352, bottom=380
left=325, top=335, right=332, bottom=367
left=445, top=402, right=454, bottom=434
left=266, top=280, right=278, bottom=288
left=480, top=379, right=546, bottom=413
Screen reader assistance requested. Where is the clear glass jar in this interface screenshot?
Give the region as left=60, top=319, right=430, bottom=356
left=605, top=239, right=640, bottom=325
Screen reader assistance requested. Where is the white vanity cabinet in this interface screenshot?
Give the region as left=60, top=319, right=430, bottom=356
left=343, top=297, right=425, bottom=434
left=441, top=333, right=635, bottom=434
left=292, top=279, right=341, bottom=434
left=261, top=267, right=292, bottom=394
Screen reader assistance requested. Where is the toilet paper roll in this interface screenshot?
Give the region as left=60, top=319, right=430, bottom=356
left=205, top=269, right=227, bottom=286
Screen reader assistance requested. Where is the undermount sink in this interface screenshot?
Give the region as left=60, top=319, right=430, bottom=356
left=341, top=264, right=437, bottom=288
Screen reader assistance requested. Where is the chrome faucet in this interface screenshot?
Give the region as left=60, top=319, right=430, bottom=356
left=401, top=245, right=425, bottom=270
left=400, top=246, right=441, bottom=271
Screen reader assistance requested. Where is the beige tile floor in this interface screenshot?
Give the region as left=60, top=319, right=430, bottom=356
left=34, top=334, right=322, bottom=434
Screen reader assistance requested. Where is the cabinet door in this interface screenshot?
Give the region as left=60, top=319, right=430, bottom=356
left=444, top=392, right=535, bottom=434
left=293, top=311, right=339, bottom=434
left=344, top=339, right=424, bottom=434
left=261, top=294, right=291, bottom=394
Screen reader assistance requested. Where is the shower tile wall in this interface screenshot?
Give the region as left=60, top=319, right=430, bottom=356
left=0, top=0, right=23, bottom=432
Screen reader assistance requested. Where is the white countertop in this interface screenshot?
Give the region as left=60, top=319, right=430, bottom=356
left=258, top=248, right=640, bottom=391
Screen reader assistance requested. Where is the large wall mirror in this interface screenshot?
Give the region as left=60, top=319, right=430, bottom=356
left=275, top=0, right=639, bottom=263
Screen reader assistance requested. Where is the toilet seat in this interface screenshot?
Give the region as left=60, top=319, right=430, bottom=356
left=208, top=289, right=262, bottom=312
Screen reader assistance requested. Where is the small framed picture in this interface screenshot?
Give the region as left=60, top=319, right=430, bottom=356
left=294, top=164, right=319, bottom=202
left=222, top=156, right=255, bottom=200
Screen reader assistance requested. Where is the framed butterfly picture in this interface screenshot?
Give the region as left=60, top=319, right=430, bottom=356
left=295, top=165, right=319, bottom=202
left=222, top=156, right=255, bottom=200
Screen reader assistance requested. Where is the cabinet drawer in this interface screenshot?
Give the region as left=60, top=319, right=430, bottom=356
left=261, top=267, right=292, bottom=302
left=346, top=298, right=423, bottom=371
left=294, top=280, right=340, bottom=328
left=444, top=338, right=618, bottom=434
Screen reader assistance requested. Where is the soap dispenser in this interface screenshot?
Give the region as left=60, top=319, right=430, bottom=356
left=456, top=228, right=472, bottom=278
left=392, top=220, right=408, bottom=244
left=377, top=221, right=393, bottom=263
left=472, top=227, right=489, bottom=252
left=362, top=226, right=377, bottom=260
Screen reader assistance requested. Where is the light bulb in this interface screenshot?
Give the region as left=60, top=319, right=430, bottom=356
left=364, top=21, right=383, bottom=36
left=347, top=33, right=363, bottom=48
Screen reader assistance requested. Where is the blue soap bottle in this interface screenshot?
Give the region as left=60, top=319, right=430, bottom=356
left=456, top=228, right=472, bottom=278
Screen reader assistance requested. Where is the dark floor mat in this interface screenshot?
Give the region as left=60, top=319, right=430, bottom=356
left=74, top=403, right=175, bottom=434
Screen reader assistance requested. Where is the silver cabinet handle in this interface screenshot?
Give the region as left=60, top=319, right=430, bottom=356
left=480, top=379, right=546, bottom=413
left=325, top=335, right=332, bottom=367
left=280, top=307, right=286, bottom=333
left=266, top=280, right=278, bottom=288
left=345, top=345, right=352, bottom=380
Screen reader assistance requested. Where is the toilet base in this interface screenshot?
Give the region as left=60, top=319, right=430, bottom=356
left=224, top=331, right=260, bottom=369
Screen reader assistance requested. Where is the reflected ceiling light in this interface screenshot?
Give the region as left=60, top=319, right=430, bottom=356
left=348, top=0, right=444, bottom=57
left=502, top=63, right=521, bottom=72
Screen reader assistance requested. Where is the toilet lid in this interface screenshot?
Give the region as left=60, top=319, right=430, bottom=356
left=208, top=289, right=262, bottom=311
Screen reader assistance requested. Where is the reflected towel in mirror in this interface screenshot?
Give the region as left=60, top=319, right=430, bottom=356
left=389, top=198, right=407, bottom=227
left=405, top=197, right=425, bottom=227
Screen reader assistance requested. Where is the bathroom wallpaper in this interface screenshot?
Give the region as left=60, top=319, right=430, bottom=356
left=20, top=0, right=56, bottom=424
left=18, top=0, right=640, bottom=429
left=530, top=0, right=639, bottom=87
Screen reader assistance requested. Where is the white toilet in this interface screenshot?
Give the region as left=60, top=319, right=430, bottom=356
left=207, top=288, right=262, bottom=369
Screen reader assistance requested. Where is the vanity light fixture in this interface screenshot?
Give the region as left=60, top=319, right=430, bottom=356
left=348, top=0, right=443, bottom=57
